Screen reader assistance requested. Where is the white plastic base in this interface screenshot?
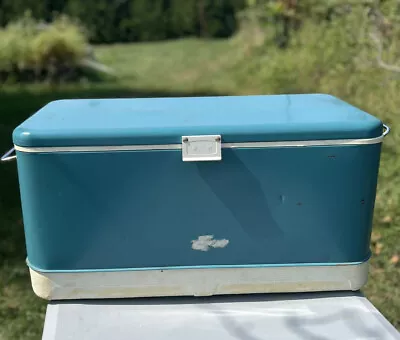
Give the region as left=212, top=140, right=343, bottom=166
left=29, top=262, right=369, bottom=300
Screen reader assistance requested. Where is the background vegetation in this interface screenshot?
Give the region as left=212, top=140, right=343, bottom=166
left=0, top=0, right=246, bottom=43
left=0, top=0, right=399, bottom=339
left=0, top=15, right=92, bottom=83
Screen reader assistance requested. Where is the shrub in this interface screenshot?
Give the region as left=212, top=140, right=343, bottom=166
left=0, top=15, right=37, bottom=73
left=235, top=0, right=400, bottom=97
left=30, top=16, right=87, bottom=69
left=0, top=14, right=91, bottom=82
left=0, top=0, right=47, bottom=26
left=197, top=0, right=243, bottom=38
left=0, top=0, right=246, bottom=43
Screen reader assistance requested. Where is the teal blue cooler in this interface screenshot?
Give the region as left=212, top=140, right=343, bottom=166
left=5, top=94, right=389, bottom=300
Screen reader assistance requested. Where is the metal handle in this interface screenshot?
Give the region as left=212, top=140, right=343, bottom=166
left=383, top=124, right=390, bottom=137
left=1, top=147, right=16, bottom=162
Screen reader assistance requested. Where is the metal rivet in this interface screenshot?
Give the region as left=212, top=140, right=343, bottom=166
left=182, top=137, right=189, bottom=142
left=215, top=136, right=221, bottom=142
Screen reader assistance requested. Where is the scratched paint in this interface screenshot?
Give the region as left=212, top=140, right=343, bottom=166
left=191, top=235, right=229, bottom=252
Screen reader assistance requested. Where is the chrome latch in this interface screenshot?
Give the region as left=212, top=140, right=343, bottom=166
left=182, top=135, right=222, bottom=162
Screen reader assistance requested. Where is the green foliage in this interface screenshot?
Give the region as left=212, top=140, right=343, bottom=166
left=128, top=0, right=167, bottom=41
left=240, top=0, right=400, bottom=48
left=65, top=0, right=121, bottom=44
left=0, top=0, right=47, bottom=26
left=0, top=14, right=41, bottom=73
left=30, top=16, right=87, bottom=67
left=0, top=0, right=245, bottom=43
left=0, top=14, right=89, bottom=82
left=165, top=0, right=197, bottom=38
left=199, top=0, right=243, bottom=38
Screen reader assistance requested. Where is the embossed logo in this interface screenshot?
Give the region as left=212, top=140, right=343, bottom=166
left=189, top=142, right=217, bottom=155
left=191, top=235, right=229, bottom=252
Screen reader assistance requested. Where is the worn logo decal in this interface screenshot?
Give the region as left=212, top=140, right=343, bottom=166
left=191, top=235, right=229, bottom=252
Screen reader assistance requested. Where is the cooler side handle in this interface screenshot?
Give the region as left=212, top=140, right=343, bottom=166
left=383, top=124, right=390, bottom=137
left=1, top=147, right=16, bottom=162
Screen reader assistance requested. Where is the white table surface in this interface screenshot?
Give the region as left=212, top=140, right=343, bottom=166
left=42, top=291, right=400, bottom=340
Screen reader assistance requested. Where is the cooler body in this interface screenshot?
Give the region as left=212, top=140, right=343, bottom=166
left=10, top=94, right=386, bottom=299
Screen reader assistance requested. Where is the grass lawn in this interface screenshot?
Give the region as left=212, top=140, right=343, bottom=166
left=0, top=38, right=399, bottom=339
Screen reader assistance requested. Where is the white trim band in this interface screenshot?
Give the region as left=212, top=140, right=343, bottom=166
left=14, top=135, right=384, bottom=154
left=29, top=262, right=369, bottom=300
left=15, top=144, right=182, bottom=153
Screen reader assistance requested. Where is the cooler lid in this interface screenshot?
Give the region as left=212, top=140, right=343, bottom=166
left=42, top=292, right=400, bottom=340
left=13, top=94, right=383, bottom=147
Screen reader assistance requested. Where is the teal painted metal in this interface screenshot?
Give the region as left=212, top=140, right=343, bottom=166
left=11, top=94, right=384, bottom=272
left=16, top=145, right=381, bottom=271
left=13, top=94, right=382, bottom=147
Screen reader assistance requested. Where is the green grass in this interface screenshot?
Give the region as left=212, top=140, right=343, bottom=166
left=0, top=37, right=399, bottom=339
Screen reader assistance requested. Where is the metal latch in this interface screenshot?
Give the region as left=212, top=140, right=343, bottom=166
left=182, top=135, right=222, bottom=162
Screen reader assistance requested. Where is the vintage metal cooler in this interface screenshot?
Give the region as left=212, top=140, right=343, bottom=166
left=3, top=94, right=389, bottom=300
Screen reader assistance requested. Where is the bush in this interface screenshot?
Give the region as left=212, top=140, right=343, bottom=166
left=0, top=14, right=90, bottom=82
left=65, top=0, right=121, bottom=44
left=165, top=0, right=198, bottom=38
left=0, top=0, right=47, bottom=26
left=0, top=0, right=245, bottom=43
left=197, top=0, right=243, bottom=38
left=235, top=0, right=400, bottom=97
left=0, top=15, right=38, bottom=73
left=30, top=16, right=87, bottom=67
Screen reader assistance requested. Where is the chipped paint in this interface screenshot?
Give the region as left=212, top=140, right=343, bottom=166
left=191, top=235, right=229, bottom=251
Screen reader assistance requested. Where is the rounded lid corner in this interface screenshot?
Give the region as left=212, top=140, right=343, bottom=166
left=12, top=126, right=34, bottom=147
